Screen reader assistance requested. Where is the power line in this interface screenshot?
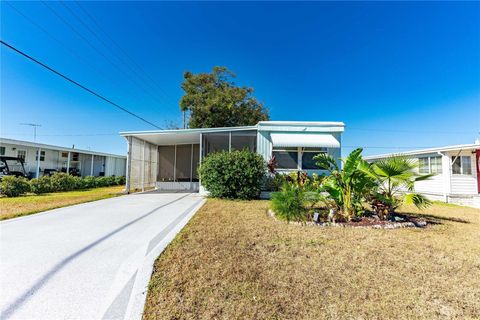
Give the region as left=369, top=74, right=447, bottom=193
left=74, top=0, right=178, bottom=108
left=1, top=40, right=162, bottom=129
left=40, top=1, right=166, bottom=107
left=58, top=1, right=165, bottom=102
left=348, top=127, right=477, bottom=134
left=4, top=1, right=143, bottom=102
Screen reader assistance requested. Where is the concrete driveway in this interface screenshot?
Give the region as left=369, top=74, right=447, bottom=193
left=0, top=191, right=205, bottom=320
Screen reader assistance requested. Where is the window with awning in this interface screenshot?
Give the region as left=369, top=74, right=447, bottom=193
left=270, top=133, right=340, bottom=148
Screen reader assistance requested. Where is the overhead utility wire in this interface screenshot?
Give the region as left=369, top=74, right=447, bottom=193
left=59, top=1, right=168, bottom=105
left=5, top=1, right=144, bottom=102
left=74, top=0, right=178, bottom=107
left=41, top=1, right=166, bottom=107
left=1, top=40, right=162, bottom=129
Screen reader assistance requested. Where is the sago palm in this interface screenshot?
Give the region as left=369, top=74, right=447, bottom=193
left=359, top=156, right=433, bottom=219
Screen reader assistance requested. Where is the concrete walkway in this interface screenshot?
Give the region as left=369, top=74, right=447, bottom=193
left=0, top=192, right=205, bottom=320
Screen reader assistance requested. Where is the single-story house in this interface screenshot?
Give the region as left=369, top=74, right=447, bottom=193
left=0, top=138, right=127, bottom=178
left=365, top=142, right=480, bottom=208
left=120, top=121, right=345, bottom=193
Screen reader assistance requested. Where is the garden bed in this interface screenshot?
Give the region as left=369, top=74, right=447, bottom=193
left=267, top=209, right=427, bottom=228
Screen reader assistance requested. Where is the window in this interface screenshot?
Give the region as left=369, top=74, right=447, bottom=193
left=71, top=153, right=79, bottom=161
left=301, top=148, right=327, bottom=169
left=418, top=156, right=442, bottom=174
left=418, top=158, right=429, bottom=174
left=36, top=150, right=45, bottom=161
left=452, top=156, right=472, bottom=175
left=0, top=147, right=5, bottom=156
left=462, top=156, right=472, bottom=175
left=61, top=152, right=68, bottom=158
left=430, top=156, right=442, bottom=173
left=273, top=148, right=298, bottom=169
left=17, top=150, right=26, bottom=161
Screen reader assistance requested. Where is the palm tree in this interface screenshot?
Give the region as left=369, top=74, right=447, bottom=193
left=359, top=156, right=433, bottom=219
left=314, top=148, right=374, bottom=221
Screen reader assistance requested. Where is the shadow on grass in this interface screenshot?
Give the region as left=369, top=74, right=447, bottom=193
left=405, top=212, right=470, bottom=225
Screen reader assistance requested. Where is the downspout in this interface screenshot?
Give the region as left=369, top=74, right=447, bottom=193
left=438, top=151, right=451, bottom=203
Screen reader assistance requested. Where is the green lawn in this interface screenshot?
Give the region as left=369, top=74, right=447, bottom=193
left=144, top=200, right=480, bottom=320
left=0, top=185, right=125, bottom=220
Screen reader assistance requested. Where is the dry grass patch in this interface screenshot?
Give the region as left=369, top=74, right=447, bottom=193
left=0, top=185, right=124, bottom=220
left=144, top=200, right=480, bottom=320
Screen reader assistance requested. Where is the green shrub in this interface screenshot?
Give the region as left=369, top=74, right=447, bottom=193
left=30, top=176, right=53, bottom=194
left=105, top=176, right=116, bottom=186
left=50, top=172, right=80, bottom=192
left=114, top=176, right=126, bottom=185
left=198, top=150, right=266, bottom=200
left=95, top=177, right=109, bottom=187
left=82, top=176, right=97, bottom=189
left=0, top=176, right=30, bottom=197
left=270, top=183, right=307, bottom=222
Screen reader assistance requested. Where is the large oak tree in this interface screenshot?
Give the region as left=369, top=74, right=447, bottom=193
left=180, top=66, right=269, bottom=128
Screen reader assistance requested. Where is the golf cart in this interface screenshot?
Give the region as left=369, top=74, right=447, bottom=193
left=0, top=156, right=28, bottom=179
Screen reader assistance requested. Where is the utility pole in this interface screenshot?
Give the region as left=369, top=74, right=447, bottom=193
left=20, top=123, right=41, bottom=142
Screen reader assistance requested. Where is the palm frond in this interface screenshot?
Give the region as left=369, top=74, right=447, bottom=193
left=342, top=148, right=363, bottom=175
left=404, top=193, right=432, bottom=209
left=314, top=153, right=339, bottom=171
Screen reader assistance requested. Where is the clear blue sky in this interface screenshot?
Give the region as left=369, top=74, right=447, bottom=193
left=1, top=1, right=479, bottom=156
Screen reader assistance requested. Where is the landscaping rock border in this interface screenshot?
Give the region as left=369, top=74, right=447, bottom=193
left=267, top=210, right=427, bottom=229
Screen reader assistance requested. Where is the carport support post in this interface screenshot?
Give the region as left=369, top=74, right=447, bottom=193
left=90, top=154, right=94, bottom=176
left=125, top=136, right=132, bottom=193
left=35, top=148, right=41, bottom=178
left=141, top=140, right=146, bottom=192
left=66, top=152, right=71, bottom=175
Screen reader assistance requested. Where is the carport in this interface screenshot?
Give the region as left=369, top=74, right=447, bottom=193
left=121, top=126, right=257, bottom=193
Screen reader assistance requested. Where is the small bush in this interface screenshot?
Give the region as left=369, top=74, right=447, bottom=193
left=50, top=172, right=80, bottom=192
left=95, top=177, right=110, bottom=187
left=114, top=176, right=126, bottom=185
left=30, top=176, right=53, bottom=194
left=270, top=183, right=307, bottom=222
left=0, top=176, right=30, bottom=197
left=82, top=176, right=97, bottom=189
left=198, top=150, right=266, bottom=200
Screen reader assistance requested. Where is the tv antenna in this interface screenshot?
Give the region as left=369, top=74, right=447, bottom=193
left=20, top=123, right=42, bottom=142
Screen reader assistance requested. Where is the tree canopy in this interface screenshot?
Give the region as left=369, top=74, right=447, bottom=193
left=179, top=66, right=269, bottom=128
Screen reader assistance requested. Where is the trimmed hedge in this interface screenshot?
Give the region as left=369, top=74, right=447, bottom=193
left=198, top=150, right=266, bottom=200
left=0, top=173, right=126, bottom=197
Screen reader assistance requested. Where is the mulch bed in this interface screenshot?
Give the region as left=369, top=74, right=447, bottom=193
left=268, top=210, right=427, bottom=229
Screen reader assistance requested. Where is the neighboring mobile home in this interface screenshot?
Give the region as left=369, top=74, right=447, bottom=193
left=365, top=143, right=480, bottom=208
left=0, top=138, right=127, bottom=178
left=120, top=121, right=344, bottom=193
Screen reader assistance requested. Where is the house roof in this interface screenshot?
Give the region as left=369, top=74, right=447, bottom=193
left=0, top=137, right=126, bottom=158
left=119, top=121, right=345, bottom=145
left=364, top=143, right=480, bottom=160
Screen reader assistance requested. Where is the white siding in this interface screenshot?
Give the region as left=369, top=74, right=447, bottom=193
left=415, top=174, right=445, bottom=194
left=447, top=151, right=477, bottom=195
